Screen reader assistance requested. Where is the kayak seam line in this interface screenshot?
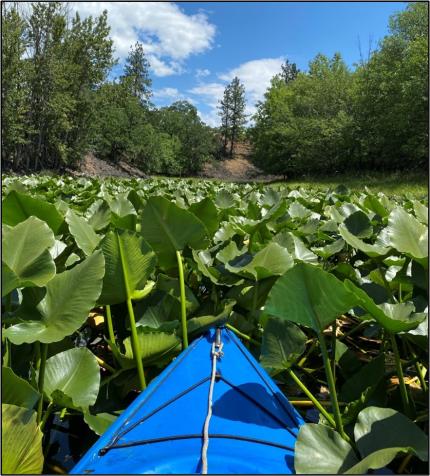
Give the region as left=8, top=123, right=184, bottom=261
left=102, top=375, right=211, bottom=451
left=98, top=433, right=296, bottom=455
left=101, top=334, right=204, bottom=450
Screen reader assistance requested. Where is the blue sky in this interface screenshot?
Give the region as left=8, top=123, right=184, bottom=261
left=72, top=2, right=407, bottom=126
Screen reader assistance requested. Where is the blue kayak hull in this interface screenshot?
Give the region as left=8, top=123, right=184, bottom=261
left=71, top=328, right=303, bottom=474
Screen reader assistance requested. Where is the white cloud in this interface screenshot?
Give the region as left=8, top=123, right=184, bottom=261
left=195, top=68, right=210, bottom=79
left=70, top=2, right=216, bottom=76
left=219, top=57, right=284, bottom=104
left=189, top=58, right=284, bottom=127
left=152, top=87, right=181, bottom=99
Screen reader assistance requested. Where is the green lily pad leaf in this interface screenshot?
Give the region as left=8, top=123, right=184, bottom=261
left=86, top=199, right=111, bottom=231
left=260, top=317, right=306, bottom=370
left=141, top=196, right=209, bottom=270
left=2, top=367, right=40, bottom=409
left=345, top=447, right=409, bottom=474
left=187, top=299, right=236, bottom=337
left=295, top=423, right=358, bottom=474
left=215, top=189, right=235, bottom=209
left=43, top=347, right=100, bottom=409
left=265, top=263, right=357, bottom=332
left=109, top=193, right=136, bottom=217
left=340, top=354, right=385, bottom=402
left=343, top=211, right=372, bottom=238
left=65, top=209, right=101, bottom=256
left=131, top=280, right=155, bottom=301
left=2, top=217, right=56, bottom=296
left=313, top=239, right=345, bottom=259
left=135, top=293, right=178, bottom=332
left=123, top=330, right=181, bottom=367
left=4, top=251, right=105, bottom=344
left=2, top=403, right=44, bottom=474
left=384, top=207, right=428, bottom=261
left=339, top=224, right=390, bottom=258
left=98, top=230, right=156, bottom=305
left=273, top=231, right=318, bottom=263
left=189, top=197, right=220, bottom=236
left=334, top=341, right=362, bottom=379
left=411, top=200, right=428, bottom=225
left=157, top=274, right=199, bottom=313
left=2, top=190, right=64, bottom=233
left=84, top=411, right=118, bottom=436
left=345, top=280, right=425, bottom=333
left=363, top=194, right=389, bottom=218
left=225, top=243, right=294, bottom=281
left=355, top=406, right=428, bottom=461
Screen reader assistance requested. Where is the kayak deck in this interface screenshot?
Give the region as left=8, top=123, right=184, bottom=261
left=71, top=328, right=303, bottom=474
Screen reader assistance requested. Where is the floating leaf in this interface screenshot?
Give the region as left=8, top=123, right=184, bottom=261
left=98, top=230, right=156, bottom=305
left=65, top=209, right=101, bottom=256
left=295, top=423, right=358, bottom=474
left=2, top=367, right=40, bottom=410
left=354, top=406, right=428, bottom=461
left=2, top=217, right=56, bottom=296
left=4, top=251, right=105, bottom=344
left=43, top=347, right=100, bottom=410
left=141, top=196, right=209, bottom=269
left=2, top=403, right=44, bottom=474
left=265, top=263, right=357, bottom=332
left=260, top=317, right=306, bottom=370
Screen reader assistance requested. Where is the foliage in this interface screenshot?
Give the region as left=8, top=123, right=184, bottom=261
left=251, top=3, right=428, bottom=176
left=1, top=174, right=427, bottom=473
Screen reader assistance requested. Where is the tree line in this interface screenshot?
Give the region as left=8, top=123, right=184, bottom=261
left=251, top=2, right=428, bottom=176
left=1, top=2, right=218, bottom=175
left=2, top=2, right=427, bottom=177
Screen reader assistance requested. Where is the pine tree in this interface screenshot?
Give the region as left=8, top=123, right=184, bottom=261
left=121, top=42, right=152, bottom=107
left=218, top=83, right=232, bottom=157
left=280, top=60, right=299, bottom=84
left=228, top=76, right=246, bottom=158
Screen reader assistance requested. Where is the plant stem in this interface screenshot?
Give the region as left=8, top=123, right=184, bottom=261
left=105, top=305, right=115, bottom=343
left=331, top=321, right=337, bottom=382
left=397, top=453, right=412, bottom=474
left=286, top=367, right=336, bottom=428
left=36, top=343, right=48, bottom=424
left=251, top=280, right=259, bottom=318
left=405, top=340, right=428, bottom=394
left=126, top=297, right=146, bottom=390
left=225, top=323, right=260, bottom=346
left=96, top=356, right=115, bottom=373
left=297, top=340, right=318, bottom=367
left=176, top=250, right=188, bottom=349
left=318, top=331, right=347, bottom=440
left=39, top=402, right=54, bottom=431
left=117, top=232, right=146, bottom=390
left=390, top=333, right=411, bottom=417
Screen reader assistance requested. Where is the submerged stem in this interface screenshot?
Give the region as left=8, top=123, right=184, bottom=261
left=176, top=250, right=188, bottom=349
left=126, top=297, right=146, bottom=390
left=105, top=305, right=115, bottom=344
left=390, top=333, right=411, bottom=416
left=36, top=343, right=48, bottom=424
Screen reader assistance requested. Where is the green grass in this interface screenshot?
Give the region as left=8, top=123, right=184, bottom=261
left=273, top=172, right=428, bottom=198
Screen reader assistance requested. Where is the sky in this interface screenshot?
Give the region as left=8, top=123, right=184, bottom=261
left=71, top=1, right=407, bottom=127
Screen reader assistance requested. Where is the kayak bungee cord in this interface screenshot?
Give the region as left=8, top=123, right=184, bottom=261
left=201, top=328, right=224, bottom=474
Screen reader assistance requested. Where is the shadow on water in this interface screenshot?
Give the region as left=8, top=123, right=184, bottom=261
left=212, top=382, right=295, bottom=429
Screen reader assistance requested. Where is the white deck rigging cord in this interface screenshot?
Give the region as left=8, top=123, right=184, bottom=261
left=201, top=328, right=223, bottom=474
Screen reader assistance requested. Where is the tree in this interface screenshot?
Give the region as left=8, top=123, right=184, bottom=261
left=280, top=59, right=300, bottom=84
left=155, top=101, right=216, bottom=174
left=1, top=3, right=30, bottom=169
left=218, top=77, right=247, bottom=159
left=228, top=77, right=247, bottom=158
left=218, top=82, right=232, bottom=157
left=121, top=42, right=152, bottom=107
